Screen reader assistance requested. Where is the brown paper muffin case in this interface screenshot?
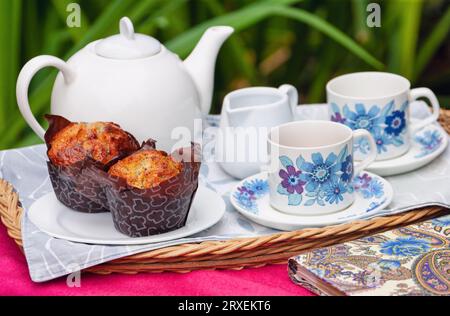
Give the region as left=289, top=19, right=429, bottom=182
left=47, top=161, right=109, bottom=213
left=84, top=143, right=201, bottom=237
left=44, top=115, right=139, bottom=213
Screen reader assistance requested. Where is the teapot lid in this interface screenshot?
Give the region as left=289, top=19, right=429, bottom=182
left=94, top=17, right=161, bottom=59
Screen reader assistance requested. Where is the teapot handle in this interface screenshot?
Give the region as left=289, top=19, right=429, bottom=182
left=16, top=55, right=75, bottom=140
left=278, top=84, right=299, bottom=120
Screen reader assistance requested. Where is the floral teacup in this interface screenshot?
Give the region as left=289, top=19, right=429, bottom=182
left=267, top=120, right=377, bottom=215
left=327, top=72, right=440, bottom=161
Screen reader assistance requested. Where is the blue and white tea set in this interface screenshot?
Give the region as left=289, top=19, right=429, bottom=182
left=224, top=72, right=447, bottom=230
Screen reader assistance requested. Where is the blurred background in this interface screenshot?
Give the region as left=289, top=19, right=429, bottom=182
left=0, top=0, right=449, bottom=149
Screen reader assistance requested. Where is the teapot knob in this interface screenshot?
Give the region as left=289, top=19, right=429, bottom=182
left=120, top=17, right=135, bottom=40
left=95, top=16, right=161, bottom=59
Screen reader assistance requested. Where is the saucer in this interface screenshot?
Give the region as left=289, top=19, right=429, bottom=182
left=28, top=186, right=225, bottom=245
left=230, top=172, right=393, bottom=231
left=366, top=122, right=448, bottom=176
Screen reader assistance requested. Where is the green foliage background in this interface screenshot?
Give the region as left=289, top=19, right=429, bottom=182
left=0, top=0, right=449, bottom=149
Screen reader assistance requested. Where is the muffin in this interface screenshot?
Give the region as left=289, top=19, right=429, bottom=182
left=47, top=121, right=139, bottom=167
left=108, top=149, right=182, bottom=189
left=88, top=141, right=201, bottom=237
left=44, top=115, right=139, bottom=213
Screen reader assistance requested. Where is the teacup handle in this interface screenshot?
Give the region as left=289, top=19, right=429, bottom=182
left=353, top=129, right=377, bottom=175
left=278, top=84, right=300, bottom=120
left=409, top=88, right=440, bottom=132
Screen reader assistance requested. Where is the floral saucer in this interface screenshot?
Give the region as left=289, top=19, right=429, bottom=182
left=366, top=122, right=448, bottom=176
left=230, top=171, right=393, bottom=231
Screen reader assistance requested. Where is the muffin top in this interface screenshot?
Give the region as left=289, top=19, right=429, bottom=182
left=108, top=149, right=183, bottom=189
left=47, top=122, right=139, bottom=166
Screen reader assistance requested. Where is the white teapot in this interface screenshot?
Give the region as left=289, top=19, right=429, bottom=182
left=17, top=17, right=233, bottom=150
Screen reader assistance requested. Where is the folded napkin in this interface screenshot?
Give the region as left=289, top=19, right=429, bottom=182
left=0, top=101, right=449, bottom=282
left=288, top=214, right=450, bottom=296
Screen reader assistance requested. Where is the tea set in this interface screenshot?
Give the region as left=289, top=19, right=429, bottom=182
left=327, top=72, right=447, bottom=176
left=228, top=72, right=446, bottom=230
left=16, top=17, right=447, bottom=239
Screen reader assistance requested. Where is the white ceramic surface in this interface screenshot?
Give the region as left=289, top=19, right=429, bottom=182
left=327, top=72, right=441, bottom=161
left=217, top=85, right=299, bottom=180
left=16, top=17, right=234, bottom=151
left=231, top=171, right=394, bottom=231
left=366, top=121, right=448, bottom=176
left=267, top=120, right=377, bottom=215
left=28, top=186, right=225, bottom=245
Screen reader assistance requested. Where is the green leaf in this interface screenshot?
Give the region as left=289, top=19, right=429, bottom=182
left=0, top=0, right=22, bottom=133
left=414, top=7, right=450, bottom=81
left=351, top=0, right=370, bottom=44
left=203, top=0, right=259, bottom=83
left=128, top=0, right=160, bottom=23
left=137, top=0, right=188, bottom=34
left=272, top=6, right=384, bottom=70
left=166, top=0, right=302, bottom=57
left=51, top=0, right=90, bottom=42
left=397, top=0, right=423, bottom=79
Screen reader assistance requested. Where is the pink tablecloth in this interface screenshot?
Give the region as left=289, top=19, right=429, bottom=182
left=0, top=224, right=313, bottom=296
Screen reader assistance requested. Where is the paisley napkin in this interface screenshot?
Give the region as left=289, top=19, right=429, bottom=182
left=0, top=101, right=449, bottom=282
left=288, top=214, right=450, bottom=296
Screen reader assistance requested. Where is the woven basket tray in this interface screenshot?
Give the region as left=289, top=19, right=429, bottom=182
left=1, top=110, right=450, bottom=275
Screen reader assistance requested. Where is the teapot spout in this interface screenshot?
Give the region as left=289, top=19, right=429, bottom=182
left=184, top=26, right=234, bottom=115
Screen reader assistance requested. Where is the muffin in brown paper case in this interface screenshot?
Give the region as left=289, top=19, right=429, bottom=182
left=84, top=141, right=201, bottom=237
left=46, top=159, right=109, bottom=213
left=44, top=115, right=140, bottom=213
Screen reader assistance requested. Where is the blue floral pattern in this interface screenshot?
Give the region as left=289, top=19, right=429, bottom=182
left=330, top=111, right=346, bottom=124
left=279, top=165, right=305, bottom=195
left=372, top=129, right=392, bottom=153
left=385, top=111, right=406, bottom=136
left=342, top=103, right=384, bottom=133
left=414, top=130, right=443, bottom=158
left=353, top=173, right=384, bottom=199
left=233, top=179, right=269, bottom=213
left=340, top=155, right=354, bottom=182
left=233, top=172, right=386, bottom=214
left=366, top=199, right=386, bottom=212
left=322, top=178, right=347, bottom=204
left=380, top=237, right=431, bottom=257
left=246, top=179, right=270, bottom=197
left=354, top=137, right=371, bottom=155
left=431, top=214, right=450, bottom=227
left=331, top=101, right=408, bottom=154
left=276, top=146, right=357, bottom=207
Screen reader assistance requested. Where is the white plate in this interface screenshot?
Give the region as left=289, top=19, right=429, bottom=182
left=367, top=122, right=448, bottom=176
left=231, top=172, right=393, bottom=231
left=28, top=186, right=225, bottom=245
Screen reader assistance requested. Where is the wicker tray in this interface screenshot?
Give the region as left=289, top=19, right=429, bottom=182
left=1, top=110, right=450, bottom=275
